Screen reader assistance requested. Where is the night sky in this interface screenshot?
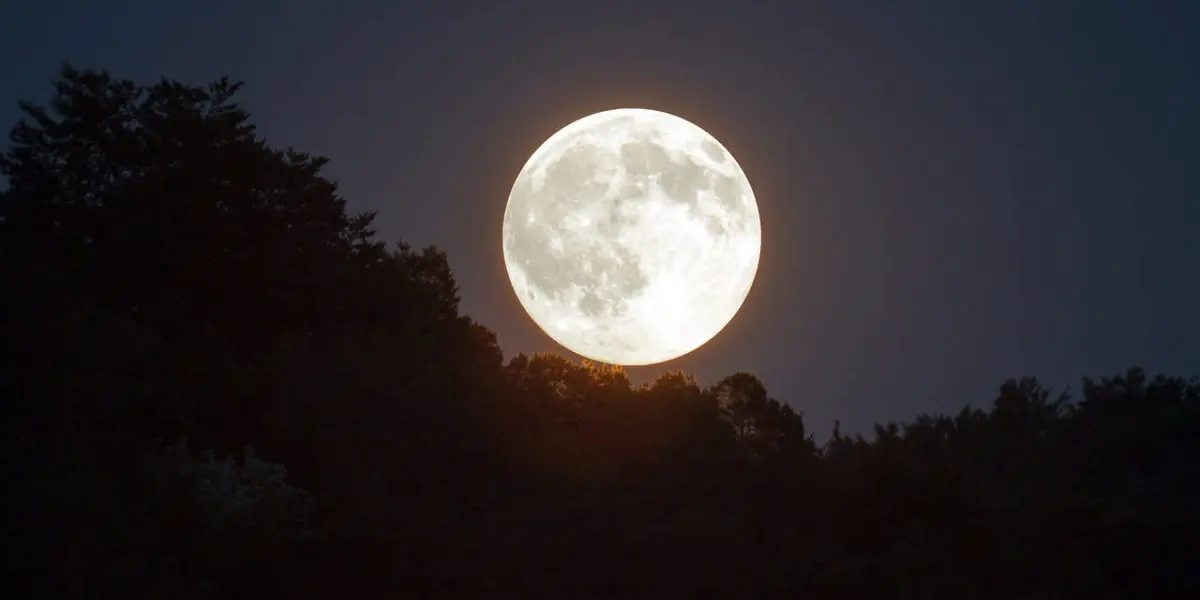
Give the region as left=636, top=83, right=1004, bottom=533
left=3, top=0, right=1197, bottom=437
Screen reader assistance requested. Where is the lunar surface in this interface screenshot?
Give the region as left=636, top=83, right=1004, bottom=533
left=502, top=108, right=761, bottom=366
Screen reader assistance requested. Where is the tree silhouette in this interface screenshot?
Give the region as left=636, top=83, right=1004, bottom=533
left=2, top=65, right=1197, bottom=598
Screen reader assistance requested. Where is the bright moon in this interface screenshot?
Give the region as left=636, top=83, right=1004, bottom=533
left=503, top=108, right=761, bottom=366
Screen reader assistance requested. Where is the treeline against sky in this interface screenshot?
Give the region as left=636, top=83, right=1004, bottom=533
left=2, top=66, right=1196, bottom=599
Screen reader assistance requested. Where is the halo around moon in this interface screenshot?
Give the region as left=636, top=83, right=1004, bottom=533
left=502, top=108, right=761, bottom=366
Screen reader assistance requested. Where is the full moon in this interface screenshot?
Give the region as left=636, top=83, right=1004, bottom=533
left=503, top=108, right=761, bottom=366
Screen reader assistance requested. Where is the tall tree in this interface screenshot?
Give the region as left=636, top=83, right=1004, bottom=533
left=0, top=64, right=384, bottom=350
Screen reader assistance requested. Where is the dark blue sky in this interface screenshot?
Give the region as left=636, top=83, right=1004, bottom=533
left=3, top=0, right=1197, bottom=437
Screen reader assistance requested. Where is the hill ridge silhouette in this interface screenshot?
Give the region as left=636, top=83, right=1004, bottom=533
left=2, top=65, right=1196, bottom=599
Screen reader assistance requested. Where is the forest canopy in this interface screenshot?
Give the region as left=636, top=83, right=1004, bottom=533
left=2, top=65, right=1197, bottom=599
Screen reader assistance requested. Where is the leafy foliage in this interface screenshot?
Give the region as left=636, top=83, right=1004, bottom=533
left=2, top=66, right=1197, bottom=598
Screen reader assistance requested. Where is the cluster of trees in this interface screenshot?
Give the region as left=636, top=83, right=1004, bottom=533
left=2, top=66, right=1196, bottom=599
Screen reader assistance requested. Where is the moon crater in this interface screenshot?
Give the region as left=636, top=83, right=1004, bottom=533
left=503, top=108, right=761, bottom=366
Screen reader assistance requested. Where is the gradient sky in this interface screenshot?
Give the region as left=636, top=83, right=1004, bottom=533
left=3, top=0, right=1197, bottom=437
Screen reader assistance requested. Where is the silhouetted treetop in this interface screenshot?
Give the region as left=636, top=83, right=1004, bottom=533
left=0, top=64, right=483, bottom=355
